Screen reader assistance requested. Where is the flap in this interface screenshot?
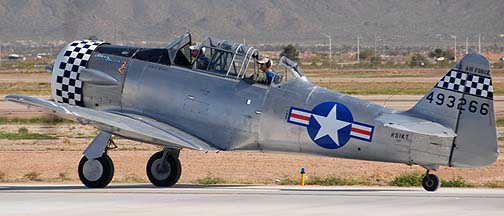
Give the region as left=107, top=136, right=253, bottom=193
left=5, top=95, right=220, bottom=151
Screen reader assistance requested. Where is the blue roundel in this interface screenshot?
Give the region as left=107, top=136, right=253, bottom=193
left=307, top=102, right=353, bottom=149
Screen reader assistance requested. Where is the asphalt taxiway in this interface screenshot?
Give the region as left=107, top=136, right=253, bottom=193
left=0, top=184, right=503, bottom=215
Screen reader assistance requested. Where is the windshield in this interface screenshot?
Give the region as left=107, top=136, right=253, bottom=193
left=274, top=56, right=306, bottom=84
left=165, top=32, right=192, bottom=65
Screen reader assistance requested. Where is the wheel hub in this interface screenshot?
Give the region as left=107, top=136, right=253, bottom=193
left=151, top=158, right=171, bottom=180
left=425, top=178, right=434, bottom=187
left=82, top=159, right=103, bottom=182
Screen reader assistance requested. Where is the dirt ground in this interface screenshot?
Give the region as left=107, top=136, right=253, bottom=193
left=0, top=124, right=503, bottom=186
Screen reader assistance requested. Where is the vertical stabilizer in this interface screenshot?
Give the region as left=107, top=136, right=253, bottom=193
left=408, top=53, right=498, bottom=167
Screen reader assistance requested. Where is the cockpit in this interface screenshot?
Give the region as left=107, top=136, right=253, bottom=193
left=165, top=32, right=306, bottom=85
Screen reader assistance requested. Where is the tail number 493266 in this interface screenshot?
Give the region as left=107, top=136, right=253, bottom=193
left=426, top=91, right=489, bottom=115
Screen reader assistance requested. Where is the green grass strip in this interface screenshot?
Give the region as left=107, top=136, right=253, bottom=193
left=306, top=176, right=369, bottom=186
left=389, top=173, right=473, bottom=188
left=277, top=176, right=370, bottom=186
left=0, top=117, right=73, bottom=125
left=0, top=131, right=57, bottom=140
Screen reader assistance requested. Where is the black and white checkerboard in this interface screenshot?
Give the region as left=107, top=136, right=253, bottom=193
left=436, top=70, right=493, bottom=99
left=53, top=40, right=104, bottom=106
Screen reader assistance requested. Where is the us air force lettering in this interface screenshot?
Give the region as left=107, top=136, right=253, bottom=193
left=6, top=32, right=498, bottom=192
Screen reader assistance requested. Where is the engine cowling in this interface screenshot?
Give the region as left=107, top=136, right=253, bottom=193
left=51, top=40, right=105, bottom=106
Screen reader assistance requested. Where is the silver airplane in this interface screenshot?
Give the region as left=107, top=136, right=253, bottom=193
left=6, top=32, right=498, bottom=191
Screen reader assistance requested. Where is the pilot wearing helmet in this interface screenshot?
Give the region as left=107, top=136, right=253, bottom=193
left=190, top=44, right=209, bottom=70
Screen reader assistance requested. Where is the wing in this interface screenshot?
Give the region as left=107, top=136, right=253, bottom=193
left=5, top=95, right=220, bottom=151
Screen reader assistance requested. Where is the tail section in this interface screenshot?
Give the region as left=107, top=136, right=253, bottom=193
left=408, top=53, right=498, bottom=167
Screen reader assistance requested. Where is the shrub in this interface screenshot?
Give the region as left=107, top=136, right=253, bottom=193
left=24, top=171, right=42, bottom=181
left=58, top=172, right=71, bottom=181
left=0, top=171, right=6, bottom=182
left=196, top=177, right=225, bottom=185
left=121, top=175, right=146, bottom=183
left=483, top=182, right=504, bottom=188
left=306, top=176, right=369, bottom=186
left=389, top=173, right=423, bottom=187
left=276, top=178, right=299, bottom=185
left=441, top=177, right=473, bottom=187
left=18, top=127, right=29, bottom=133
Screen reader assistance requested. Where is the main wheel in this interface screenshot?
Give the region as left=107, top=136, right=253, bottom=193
left=78, top=154, right=114, bottom=188
left=146, top=151, right=182, bottom=187
left=422, top=173, right=440, bottom=192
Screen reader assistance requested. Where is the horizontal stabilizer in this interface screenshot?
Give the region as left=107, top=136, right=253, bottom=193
left=375, top=114, right=456, bottom=138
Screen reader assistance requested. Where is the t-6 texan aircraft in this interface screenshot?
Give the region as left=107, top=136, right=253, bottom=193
left=6, top=32, right=498, bottom=191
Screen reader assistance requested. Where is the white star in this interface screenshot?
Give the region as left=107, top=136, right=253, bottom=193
left=312, top=105, right=351, bottom=146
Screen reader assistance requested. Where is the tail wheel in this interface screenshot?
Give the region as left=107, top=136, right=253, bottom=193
left=78, top=154, right=114, bottom=188
left=422, top=173, right=440, bottom=192
left=146, top=151, right=182, bottom=187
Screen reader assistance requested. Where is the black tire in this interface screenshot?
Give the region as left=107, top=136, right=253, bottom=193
left=422, top=174, right=440, bottom=192
left=146, top=151, right=182, bottom=187
left=78, top=155, right=114, bottom=188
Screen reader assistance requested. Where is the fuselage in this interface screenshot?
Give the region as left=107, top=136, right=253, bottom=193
left=76, top=47, right=426, bottom=166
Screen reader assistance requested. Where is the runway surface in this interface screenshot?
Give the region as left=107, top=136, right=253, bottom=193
left=0, top=184, right=503, bottom=216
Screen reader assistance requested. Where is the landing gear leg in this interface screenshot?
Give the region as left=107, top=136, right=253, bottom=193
left=146, top=148, right=182, bottom=187
left=422, top=170, right=440, bottom=192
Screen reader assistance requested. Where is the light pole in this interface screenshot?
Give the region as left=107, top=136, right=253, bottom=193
left=465, top=36, right=468, bottom=54
left=357, top=35, right=360, bottom=63
left=478, top=34, right=481, bottom=53
left=452, top=35, right=457, bottom=61
left=374, top=35, right=377, bottom=59
left=322, top=34, right=331, bottom=61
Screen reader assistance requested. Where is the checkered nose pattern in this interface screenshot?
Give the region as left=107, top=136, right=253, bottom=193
left=436, top=70, right=493, bottom=99
left=52, top=40, right=104, bottom=106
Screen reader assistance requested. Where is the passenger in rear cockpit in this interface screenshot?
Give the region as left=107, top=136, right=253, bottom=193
left=190, top=44, right=209, bottom=70
left=246, top=57, right=277, bottom=85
